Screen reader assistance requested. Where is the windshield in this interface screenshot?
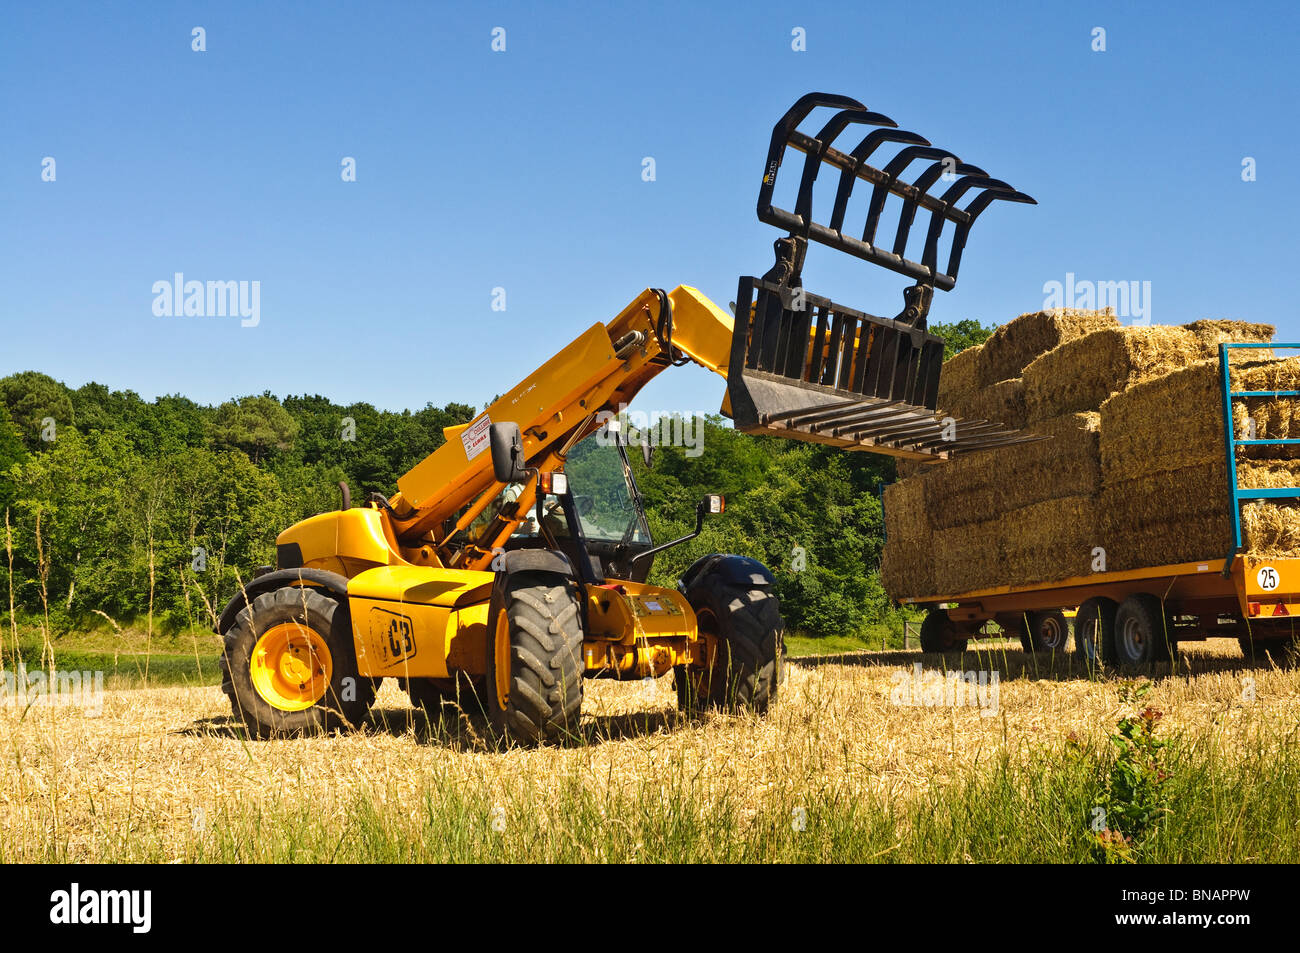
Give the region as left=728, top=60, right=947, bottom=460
left=512, top=434, right=651, bottom=544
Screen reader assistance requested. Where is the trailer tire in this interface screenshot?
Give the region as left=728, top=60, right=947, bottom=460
left=920, top=609, right=967, bottom=654
left=1238, top=634, right=1300, bottom=669
left=1075, top=597, right=1118, bottom=667
left=1018, top=610, right=1071, bottom=653
left=1114, top=594, right=1175, bottom=669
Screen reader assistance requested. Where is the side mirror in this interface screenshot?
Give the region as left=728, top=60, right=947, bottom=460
left=489, top=422, right=528, bottom=484
left=641, top=442, right=653, bottom=469
left=699, top=494, right=725, bottom=516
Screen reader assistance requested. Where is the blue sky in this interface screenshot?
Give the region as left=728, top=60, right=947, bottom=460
left=2, top=0, right=1296, bottom=416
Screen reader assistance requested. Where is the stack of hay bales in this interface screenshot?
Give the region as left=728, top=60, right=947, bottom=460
left=881, top=309, right=1285, bottom=600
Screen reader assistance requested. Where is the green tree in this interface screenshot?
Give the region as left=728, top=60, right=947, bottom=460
left=212, top=394, right=299, bottom=464
left=929, top=318, right=994, bottom=359
left=0, top=371, right=75, bottom=450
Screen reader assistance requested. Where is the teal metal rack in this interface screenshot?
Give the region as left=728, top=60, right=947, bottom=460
left=1220, top=342, right=1300, bottom=569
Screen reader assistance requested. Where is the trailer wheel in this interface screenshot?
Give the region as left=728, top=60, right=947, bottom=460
left=1017, top=610, right=1071, bottom=653
left=1075, top=597, right=1118, bottom=667
left=920, top=609, right=967, bottom=654
left=1114, top=594, right=1175, bottom=668
left=1238, top=633, right=1300, bottom=669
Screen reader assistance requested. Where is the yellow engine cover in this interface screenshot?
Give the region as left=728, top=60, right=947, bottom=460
left=347, top=565, right=492, bottom=679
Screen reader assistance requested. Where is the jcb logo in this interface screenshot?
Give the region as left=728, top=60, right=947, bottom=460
left=388, top=616, right=413, bottom=657
left=369, top=608, right=417, bottom=666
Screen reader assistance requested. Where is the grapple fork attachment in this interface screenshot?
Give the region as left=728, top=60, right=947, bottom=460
left=728, top=92, right=1039, bottom=460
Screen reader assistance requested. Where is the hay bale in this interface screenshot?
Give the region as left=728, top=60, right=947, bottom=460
left=1022, top=326, right=1207, bottom=421
left=1100, top=356, right=1300, bottom=484
left=883, top=476, right=930, bottom=541
left=947, top=377, right=1027, bottom=429
left=1026, top=321, right=1281, bottom=423
left=1000, top=496, right=1098, bottom=586
left=1098, top=522, right=1230, bottom=573
left=1097, top=459, right=1300, bottom=568
left=977, top=308, right=1119, bottom=387
left=1242, top=502, right=1300, bottom=557
left=880, top=537, right=935, bottom=600
left=926, top=413, right=1100, bottom=529
left=933, top=521, right=1000, bottom=595
left=936, top=344, right=984, bottom=414
left=1100, top=360, right=1224, bottom=481
left=1185, top=319, right=1274, bottom=348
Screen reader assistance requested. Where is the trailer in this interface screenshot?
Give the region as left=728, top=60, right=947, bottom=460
left=893, top=342, right=1300, bottom=668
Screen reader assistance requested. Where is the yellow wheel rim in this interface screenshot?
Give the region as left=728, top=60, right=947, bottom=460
left=494, top=609, right=511, bottom=710
left=250, top=622, right=333, bottom=712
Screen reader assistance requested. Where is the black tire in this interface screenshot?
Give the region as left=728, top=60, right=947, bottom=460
left=1114, top=593, right=1175, bottom=669
left=220, top=585, right=374, bottom=737
left=485, top=571, right=584, bottom=745
left=403, top=674, right=487, bottom=720
left=677, top=567, right=784, bottom=714
left=920, top=609, right=967, bottom=653
left=1075, top=597, right=1118, bottom=667
left=1239, top=633, right=1300, bottom=668
left=1023, top=610, right=1071, bottom=653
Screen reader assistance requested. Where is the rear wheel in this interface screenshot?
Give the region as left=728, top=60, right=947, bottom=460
left=1075, top=597, right=1118, bottom=667
left=220, top=585, right=374, bottom=737
left=920, top=609, right=967, bottom=654
left=485, top=571, right=584, bottom=745
left=403, top=674, right=487, bottom=720
left=1114, top=594, right=1175, bottom=669
left=677, top=567, right=783, bottom=714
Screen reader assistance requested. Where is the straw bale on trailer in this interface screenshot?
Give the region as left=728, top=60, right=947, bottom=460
left=999, top=495, right=1098, bottom=586
left=932, top=521, right=1000, bottom=595
left=1241, top=502, right=1300, bottom=558
left=1185, top=319, right=1276, bottom=349
left=935, top=344, right=983, bottom=415
left=976, top=308, right=1119, bottom=387
left=1024, top=321, right=1277, bottom=423
left=948, top=377, right=1027, bottom=429
left=882, top=476, right=929, bottom=541
left=1100, top=355, right=1300, bottom=484
left=926, top=413, right=1100, bottom=529
left=1023, top=326, right=1202, bottom=421
left=880, top=537, right=935, bottom=602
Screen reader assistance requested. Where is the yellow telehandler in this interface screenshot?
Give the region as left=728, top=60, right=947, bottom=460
left=217, top=93, right=1035, bottom=743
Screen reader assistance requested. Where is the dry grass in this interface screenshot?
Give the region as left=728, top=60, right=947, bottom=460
left=2, top=644, right=1297, bottom=862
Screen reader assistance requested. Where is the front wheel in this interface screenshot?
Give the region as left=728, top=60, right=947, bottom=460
left=677, top=560, right=784, bottom=714
left=485, top=571, right=584, bottom=745
left=220, top=585, right=374, bottom=737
